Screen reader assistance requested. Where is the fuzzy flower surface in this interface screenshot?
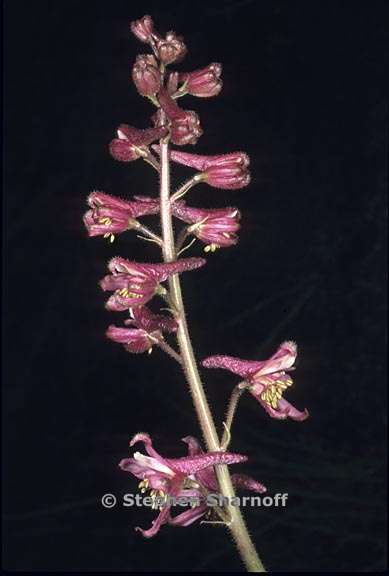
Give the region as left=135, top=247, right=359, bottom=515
left=109, top=124, right=168, bottom=162
left=83, top=191, right=159, bottom=241
left=202, top=342, right=309, bottom=421
left=120, top=433, right=264, bottom=537
left=172, top=201, right=241, bottom=251
left=177, top=63, right=222, bottom=98
left=106, top=306, right=177, bottom=353
left=101, top=257, right=206, bottom=310
left=152, top=148, right=250, bottom=189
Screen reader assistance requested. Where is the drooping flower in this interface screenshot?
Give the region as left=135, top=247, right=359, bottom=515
left=152, top=148, right=250, bottom=189
left=101, top=257, right=206, bottom=311
left=172, top=201, right=241, bottom=252
left=156, top=88, right=202, bottom=146
left=109, top=124, right=168, bottom=162
left=132, top=54, right=161, bottom=97
left=83, top=191, right=159, bottom=241
left=106, top=306, right=177, bottom=354
left=202, top=342, right=309, bottom=421
left=130, top=15, right=154, bottom=43
left=177, top=63, right=222, bottom=98
left=120, top=433, right=257, bottom=537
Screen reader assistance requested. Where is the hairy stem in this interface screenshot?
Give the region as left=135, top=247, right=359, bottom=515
left=156, top=339, right=182, bottom=363
left=222, top=382, right=249, bottom=449
left=159, top=135, right=265, bottom=573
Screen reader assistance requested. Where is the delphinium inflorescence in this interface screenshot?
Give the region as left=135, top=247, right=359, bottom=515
left=84, top=14, right=308, bottom=572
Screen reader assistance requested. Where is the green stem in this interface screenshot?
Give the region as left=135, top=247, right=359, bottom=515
left=221, top=382, right=249, bottom=449
left=159, top=135, right=265, bottom=573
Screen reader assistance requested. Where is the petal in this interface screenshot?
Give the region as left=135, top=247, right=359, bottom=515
left=181, top=438, right=220, bottom=490
left=166, top=451, right=247, bottom=475
left=129, top=306, right=177, bottom=333
left=256, top=341, right=297, bottom=377
left=181, top=436, right=202, bottom=456
left=276, top=398, right=309, bottom=421
left=130, top=433, right=175, bottom=472
left=151, top=148, right=249, bottom=171
left=168, top=503, right=208, bottom=527
left=230, top=474, right=267, bottom=494
left=133, top=452, right=176, bottom=477
left=135, top=505, right=171, bottom=538
left=202, top=355, right=263, bottom=379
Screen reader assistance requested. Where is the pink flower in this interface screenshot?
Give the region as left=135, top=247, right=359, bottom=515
left=178, top=63, right=222, bottom=98
left=106, top=307, right=177, bottom=354
left=83, top=191, right=159, bottom=240
left=101, top=257, right=206, bottom=310
left=172, top=201, right=241, bottom=251
left=202, top=342, right=309, bottom=421
left=156, top=88, right=203, bottom=146
left=152, top=31, right=187, bottom=65
left=132, top=54, right=161, bottom=97
left=152, top=148, right=250, bottom=189
left=152, top=149, right=249, bottom=172
left=182, top=436, right=266, bottom=495
left=120, top=433, right=259, bottom=537
left=130, top=15, right=154, bottom=43
left=109, top=124, right=168, bottom=162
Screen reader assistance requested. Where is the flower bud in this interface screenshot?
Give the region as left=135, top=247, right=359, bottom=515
left=109, top=124, right=168, bottom=162
left=179, top=63, right=222, bottom=97
left=172, top=201, right=241, bottom=251
left=130, top=15, right=154, bottom=43
left=151, top=148, right=249, bottom=172
left=132, top=54, right=161, bottom=97
left=203, top=163, right=251, bottom=190
left=157, top=88, right=202, bottom=146
left=167, top=71, right=179, bottom=95
left=153, top=31, right=187, bottom=65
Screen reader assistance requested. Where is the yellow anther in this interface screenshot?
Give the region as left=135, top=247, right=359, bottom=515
left=103, top=232, right=110, bottom=238
left=204, top=243, right=219, bottom=253
left=127, top=292, right=143, bottom=299
left=138, top=479, right=149, bottom=493
left=109, top=234, right=115, bottom=243
left=99, top=217, right=111, bottom=225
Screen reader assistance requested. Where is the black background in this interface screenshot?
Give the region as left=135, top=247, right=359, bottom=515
left=3, top=0, right=387, bottom=572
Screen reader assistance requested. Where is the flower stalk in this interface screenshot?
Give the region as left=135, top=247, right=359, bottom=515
left=159, top=134, right=266, bottom=572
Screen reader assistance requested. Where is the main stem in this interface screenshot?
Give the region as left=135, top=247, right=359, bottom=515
left=159, top=137, right=265, bottom=573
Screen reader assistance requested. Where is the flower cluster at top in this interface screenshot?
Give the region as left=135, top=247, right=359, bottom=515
left=83, top=14, right=309, bottom=538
